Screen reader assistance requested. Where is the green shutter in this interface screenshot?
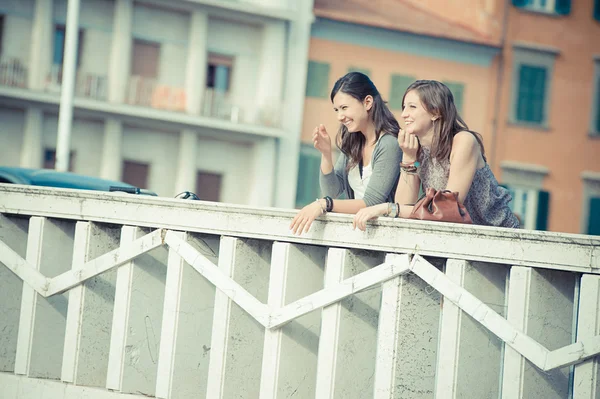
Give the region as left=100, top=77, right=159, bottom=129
left=596, top=73, right=600, bottom=133
left=306, top=61, right=330, bottom=98
left=535, top=190, right=550, bottom=231
left=587, top=197, right=600, bottom=235
left=554, top=0, right=571, bottom=15
left=389, top=74, right=416, bottom=110
left=595, top=0, right=600, bottom=21
left=512, top=0, right=527, bottom=7
left=443, top=81, right=465, bottom=114
left=295, top=146, right=322, bottom=208
left=348, top=66, right=371, bottom=77
left=516, top=64, right=547, bottom=124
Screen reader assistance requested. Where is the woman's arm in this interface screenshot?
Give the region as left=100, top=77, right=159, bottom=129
left=362, top=134, right=403, bottom=206
left=394, top=129, right=420, bottom=205
left=445, top=131, right=481, bottom=204
left=320, top=152, right=346, bottom=199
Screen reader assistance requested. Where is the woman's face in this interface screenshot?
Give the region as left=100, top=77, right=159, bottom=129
left=332, top=91, right=372, bottom=133
left=401, top=90, right=436, bottom=136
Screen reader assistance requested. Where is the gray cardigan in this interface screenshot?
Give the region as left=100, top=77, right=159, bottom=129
left=320, top=134, right=402, bottom=206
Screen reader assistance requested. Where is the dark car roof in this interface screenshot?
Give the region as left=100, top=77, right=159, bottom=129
left=0, top=167, right=155, bottom=194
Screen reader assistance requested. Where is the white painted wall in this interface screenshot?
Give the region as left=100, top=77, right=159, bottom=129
left=207, top=17, right=261, bottom=123
left=195, top=136, right=253, bottom=204
left=122, top=126, right=180, bottom=196
left=79, top=29, right=112, bottom=77
left=0, top=0, right=34, bottom=17
left=158, top=43, right=187, bottom=87
left=0, top=107, right=25, bottom=167
left=1, top=15, right=33, bottom=63
left=42, top=115, right=104, bottom=177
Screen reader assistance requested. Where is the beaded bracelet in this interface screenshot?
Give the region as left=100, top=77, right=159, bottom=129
left=324, top=196, right=334, bottom=212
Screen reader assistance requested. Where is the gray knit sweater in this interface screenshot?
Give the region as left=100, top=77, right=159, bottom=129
left=320, top=134, right=402, bottom=206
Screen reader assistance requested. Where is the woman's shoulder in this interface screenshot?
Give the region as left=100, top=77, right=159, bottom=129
left=376, top=133, right=400, bottom=148
left=451, top=131, right=480, bottom=153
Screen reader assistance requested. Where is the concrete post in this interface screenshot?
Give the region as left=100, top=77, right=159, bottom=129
left=28, top=0, right=53, bottom=90
left=108, top=0, right=133, bottom=104
left=20, top=108, right=44, bottom=169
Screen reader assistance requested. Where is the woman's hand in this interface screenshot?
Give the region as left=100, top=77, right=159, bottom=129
left=313, top=124, right=332, bottom=156
left=290, top=200, right=325, bottom=235
left=353, top=203, right=389, bottom=231
left=397, top=128, right=419, bottom=162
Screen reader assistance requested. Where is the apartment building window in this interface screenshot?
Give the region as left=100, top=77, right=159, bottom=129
left=501, top=162, right=550, bottom=230
left=510, top=45, right=557, bottom=127
left=195, top=171, right=222, bottom=202
left=348, top=66, right=371, bottom=77
left=443, top=81, right=465, bottom=114
left=53, top=25, right=84, bottom=67
left=512, top=0, right=571, bottom=15
left=306, top=61, right=330, bottom=98
left=595, top=0, right=600, bottom=21
left=207, top=54, right=233, bottom=92
left=295, top=144, right=322, bottom=208
left=389, top=74, right=416, bottom=110
left=590, top=60, right=600, bottom=136
left=122, top=160, right=149, bottom=189
left=131, top=39, right=160, bottom=79
left=0, top=15, right=4, bottom=56
left=582, top=172, right=600, bottom=235
left=43, top=148, right=75, bottom=171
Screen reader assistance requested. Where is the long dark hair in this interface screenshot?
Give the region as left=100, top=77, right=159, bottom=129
left=402, top=80, right=486, bottom=162
left=331, top=72, right=399, bottom=171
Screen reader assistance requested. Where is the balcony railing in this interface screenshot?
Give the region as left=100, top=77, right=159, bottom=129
left=126, top=75, right=186, bottom=112
left=45, top=64, right=108, bottom=101
left=0, top=57, right=28, bottom=88
left=1, top=185, right=598, bottom=399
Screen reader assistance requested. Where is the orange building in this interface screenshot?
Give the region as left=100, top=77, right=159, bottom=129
left=296, top=0, right=600, bottom=235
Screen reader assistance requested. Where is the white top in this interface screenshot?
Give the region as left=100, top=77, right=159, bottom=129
left=347, top=162, right=373, bottom=200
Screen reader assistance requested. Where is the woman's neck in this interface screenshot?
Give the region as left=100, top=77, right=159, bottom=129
left=418, top=128, right=435, bottom=148
left=361, top=122, right=377, bottom=145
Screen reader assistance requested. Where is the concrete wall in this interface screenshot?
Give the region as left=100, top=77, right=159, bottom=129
left=1, top=15, right=33, bottom=63
left=0, top=108, right=25, bottom=167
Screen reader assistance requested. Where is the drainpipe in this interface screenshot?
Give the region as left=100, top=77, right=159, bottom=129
left=55, top=0, right=80, bottom=172
left=489, top=0, right=510, bottom=170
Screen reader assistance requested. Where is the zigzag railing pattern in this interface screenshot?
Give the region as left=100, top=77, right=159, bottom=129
left=1, top=227, right=599, bottom=372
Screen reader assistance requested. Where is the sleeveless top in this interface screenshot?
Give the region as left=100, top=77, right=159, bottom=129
left=417, top=146, right=520, bottom=228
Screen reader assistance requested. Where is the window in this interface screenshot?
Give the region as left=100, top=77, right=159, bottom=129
left=389, top=74, right=415, bottom=110
left=306, top=61, right=330, bottom=98
left=53, top=25, right=84, bottom=67
left=590, top=60, right=600, bottom=136
left=443, top=81, right=465, bottom=114
left=195, top=171, right=222, bottom=202
left=348, top=66, right=371, bottom=77
left=0, top=15, right=4, bottom=57
left=122, top=160, right=149, bottom=189
left=595, top=0, right=600, bottom=21
left=295, top=145, right=322, bottom=208
left=131, top=39, right=160, bottom=79
left=44, top=148, right=75, bottom=171
left=207, top=54, right=233, bottom=92
left=581, top=172, right=600, bottom=235
left=501, top=161, right=550, bottom=230
left=510, top=45, right=557, bottom=127
left=511, top=0, right=571, bottom=15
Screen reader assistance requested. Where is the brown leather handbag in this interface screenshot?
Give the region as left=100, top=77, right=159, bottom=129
left=408, top=188, right=473, bottom=224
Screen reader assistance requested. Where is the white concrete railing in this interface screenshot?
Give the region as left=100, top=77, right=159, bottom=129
left=45, top=64, right=108, bottom=101
left=0, top=184, right=598, bottom=399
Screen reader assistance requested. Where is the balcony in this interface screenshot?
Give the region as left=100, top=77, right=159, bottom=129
left=126, top=75, right=186, bottom=112
left=0, top=57, right=28, bottom=89
left=0, top=184, right=599, bottom=398
left=45, top=64, right=108, bottom=101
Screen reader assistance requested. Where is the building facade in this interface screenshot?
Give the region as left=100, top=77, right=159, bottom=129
left=0, top=0, right=313, bottom=208
left=297, top=0, right=600, bottom=235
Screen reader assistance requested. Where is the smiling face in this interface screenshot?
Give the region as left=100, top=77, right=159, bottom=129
left=401, top=90, right=437, bottom=137
left=332, top=91, right=372, bottom=133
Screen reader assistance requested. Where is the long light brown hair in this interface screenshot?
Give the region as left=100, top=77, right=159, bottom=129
left=331, top=72, right=400, bottom=171
left=402, top=80, right=486, bottom=162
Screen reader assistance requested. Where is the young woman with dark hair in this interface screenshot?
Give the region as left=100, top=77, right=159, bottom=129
left=353, top=79, right=519, bottom=230
left=290, top=72, right=402, bottom=235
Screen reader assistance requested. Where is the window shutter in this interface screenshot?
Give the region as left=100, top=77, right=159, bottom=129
left=389, top=75, right=416, bottom=110
left=535, top=190, right=550, bottom=231
left=595, top=0, right=600, bottom=21
left=596, top=74, right=600, bottom=133
left=512, top=0, right=527, bottom=7
left=306, top=61, right=330, bottom=98
left=554, top=0, right=571, bottom=15
left=516, top=65, right=547, bottom=124
left=443, top=82, right=465, bottom=114
left=587, top=197, right=600, bottom=235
